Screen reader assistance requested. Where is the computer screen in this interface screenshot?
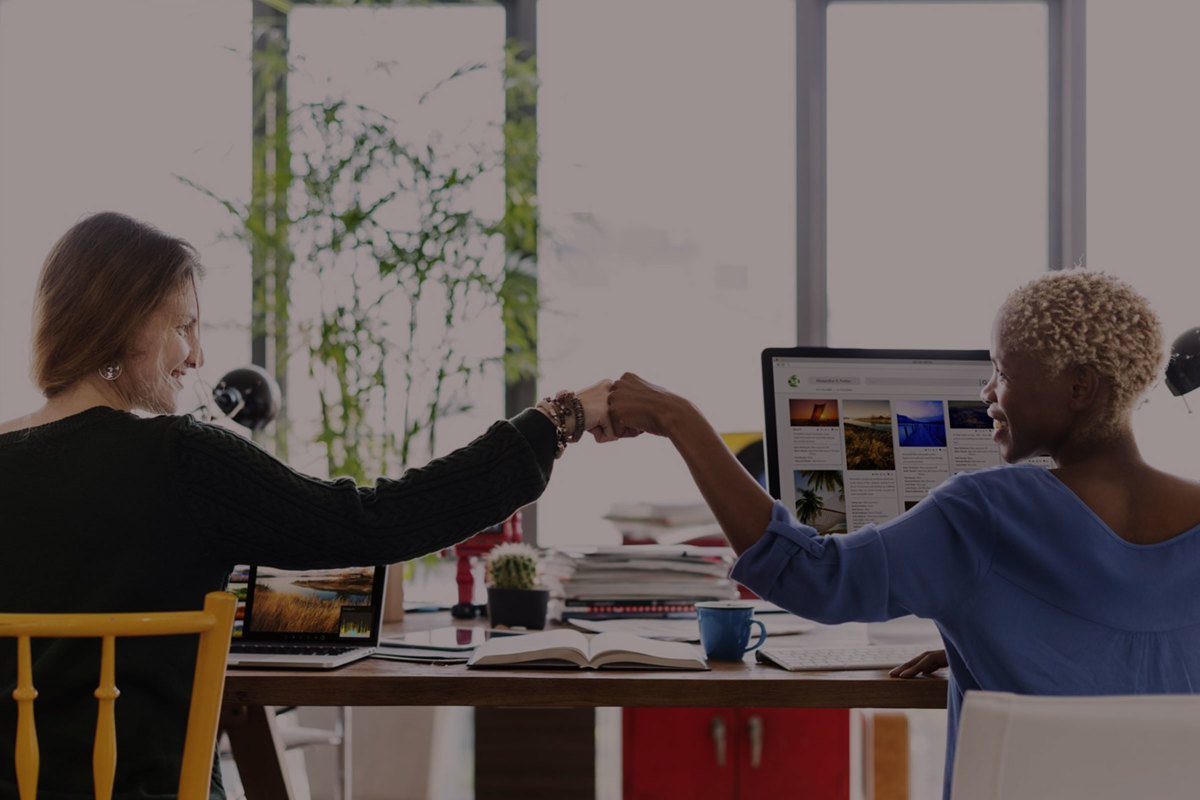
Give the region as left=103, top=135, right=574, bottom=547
left=229, top=565, right=385, bottom=642
left=761, top=347, right=1048, bottom=533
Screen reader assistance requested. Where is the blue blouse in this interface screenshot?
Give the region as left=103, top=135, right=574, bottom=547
left=730, top=463, right=1200, bottom=798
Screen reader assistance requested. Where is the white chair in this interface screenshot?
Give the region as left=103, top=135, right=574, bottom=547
left=218, top=706, right=351, bottom=800
left=951, top=690, right=1200, bottom=800
left=277, top=706, right=352, bottom=800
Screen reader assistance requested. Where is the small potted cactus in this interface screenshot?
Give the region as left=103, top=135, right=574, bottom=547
left=484, top=542, right=550, bottom=630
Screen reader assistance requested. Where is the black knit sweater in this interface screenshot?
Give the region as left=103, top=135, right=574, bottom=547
left=0, top=406, right=556, bottom=799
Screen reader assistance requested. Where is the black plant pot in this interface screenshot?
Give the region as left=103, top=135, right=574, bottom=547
left=486, top=587, right=550, bottom=630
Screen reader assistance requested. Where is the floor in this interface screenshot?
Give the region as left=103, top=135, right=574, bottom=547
left=220, top=707, right=944, bottom=799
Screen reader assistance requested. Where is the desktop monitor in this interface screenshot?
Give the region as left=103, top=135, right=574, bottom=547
left=761, top=347, right=1045, bottom=534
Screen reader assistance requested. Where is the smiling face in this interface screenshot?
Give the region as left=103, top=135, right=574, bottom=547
left=982, top=317, right=1078, bottom=463
left=122, top=283, right=204, bottom=414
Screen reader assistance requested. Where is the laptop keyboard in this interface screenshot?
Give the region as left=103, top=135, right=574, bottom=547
left=229, top=642, right=360, bottom=656
left=758, top=644, right=928, bottom=671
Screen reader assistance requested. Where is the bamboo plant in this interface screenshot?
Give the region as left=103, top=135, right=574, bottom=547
left=183, top=43, right=541, bottom=485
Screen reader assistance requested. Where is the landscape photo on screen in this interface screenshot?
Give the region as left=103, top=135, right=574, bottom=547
left=249, top=567, right=376, bottom=636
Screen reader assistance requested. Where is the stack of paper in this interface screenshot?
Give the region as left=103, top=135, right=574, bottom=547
left=546, top=545, right=740, bottom=620
left=604, top=500, right=725, bottom=545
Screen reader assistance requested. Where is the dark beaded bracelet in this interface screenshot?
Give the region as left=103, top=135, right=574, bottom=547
left=554, top=390, right=586, bottom=443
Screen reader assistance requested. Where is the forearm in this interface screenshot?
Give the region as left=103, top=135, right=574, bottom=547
left=509, top=407, right=557, bottom=478
left=173, top=414, right=549, bottom=569
left=661, top=399, right=775, bottom=555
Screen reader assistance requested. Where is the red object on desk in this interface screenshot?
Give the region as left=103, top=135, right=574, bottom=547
left=448, top=511, right=522, bottom=617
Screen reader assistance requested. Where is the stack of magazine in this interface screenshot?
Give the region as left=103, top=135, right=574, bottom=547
left=545, top=544, right=739, bottom=621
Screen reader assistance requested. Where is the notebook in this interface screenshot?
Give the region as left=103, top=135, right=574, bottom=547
left=226, top=564, right=387, bottom=669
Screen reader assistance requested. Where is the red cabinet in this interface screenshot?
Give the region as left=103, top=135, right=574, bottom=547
left=623, top=708, right=850, bottom=799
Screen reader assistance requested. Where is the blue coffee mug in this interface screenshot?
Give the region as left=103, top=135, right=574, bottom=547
left=696, top=601, right=768, bottom=661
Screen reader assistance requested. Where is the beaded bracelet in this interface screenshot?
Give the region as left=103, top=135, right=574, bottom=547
left=536, top=399, right=569, bottom=459
left=554, top=389, right=586, bottom=443
left=538, top=390, right=585, bottom=457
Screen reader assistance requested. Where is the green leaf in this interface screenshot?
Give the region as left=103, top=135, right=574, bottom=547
left=182, top=38, right=543, bottom=476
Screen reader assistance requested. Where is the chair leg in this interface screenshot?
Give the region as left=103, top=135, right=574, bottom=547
left=335, top=707, right=351, bottom=800
left=262, top=705, right=353, bottom=800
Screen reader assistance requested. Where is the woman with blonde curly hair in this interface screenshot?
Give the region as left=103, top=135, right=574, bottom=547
left=606, top=269, right=1200, bottom=800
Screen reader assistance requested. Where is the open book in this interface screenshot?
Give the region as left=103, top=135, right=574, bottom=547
left=466, top=629, right=708, bottom=670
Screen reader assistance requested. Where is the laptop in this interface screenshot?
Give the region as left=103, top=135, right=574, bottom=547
left=226, top=564, right=387, bottom=669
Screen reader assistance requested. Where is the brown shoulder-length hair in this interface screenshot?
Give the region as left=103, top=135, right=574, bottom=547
left=31, top=212, right=206, bottom=398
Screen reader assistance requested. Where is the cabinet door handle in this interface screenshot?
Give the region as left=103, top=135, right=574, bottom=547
left=710, top=714, right=728, bottom=767
left=747, top=714, right=764, bottom=769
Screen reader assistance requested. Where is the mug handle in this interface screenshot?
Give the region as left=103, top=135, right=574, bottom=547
left=744, top=618, right=768, bottom=654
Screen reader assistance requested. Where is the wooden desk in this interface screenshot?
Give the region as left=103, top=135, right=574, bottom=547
left=220, top=617, right=947, bottom=799
left=224, top=654, right=948, bottom=710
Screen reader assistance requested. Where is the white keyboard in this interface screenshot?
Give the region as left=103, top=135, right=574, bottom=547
left=757, top=644, right=932, bottom=672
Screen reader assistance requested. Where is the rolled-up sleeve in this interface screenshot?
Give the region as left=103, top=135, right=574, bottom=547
left=730, top=501, right=895, bottom=623
left=731, top=479, right=997, bottom=624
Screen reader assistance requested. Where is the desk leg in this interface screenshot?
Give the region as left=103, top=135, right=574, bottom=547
left=862, top=711, right=909, bottom=800
left=475, top=708, right=595, bottom=799
left=221, top=704, right=296, bottom=800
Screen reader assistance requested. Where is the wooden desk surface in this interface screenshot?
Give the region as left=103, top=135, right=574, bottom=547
left=224, top=655, right=947, bottom=709
left=223, top=614, right=948, bottom=710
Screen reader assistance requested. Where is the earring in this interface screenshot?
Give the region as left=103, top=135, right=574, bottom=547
left=98, top=362, right=123, bottom=381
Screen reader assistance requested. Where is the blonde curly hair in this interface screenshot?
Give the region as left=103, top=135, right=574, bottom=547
left=995, top=270, right=1163, bottom=429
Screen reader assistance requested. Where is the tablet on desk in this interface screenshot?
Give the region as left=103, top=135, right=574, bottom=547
left=379, top=626, right=518, bottom=652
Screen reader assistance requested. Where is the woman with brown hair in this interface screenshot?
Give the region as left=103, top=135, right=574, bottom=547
left=0, top=211, right=613, bottom=799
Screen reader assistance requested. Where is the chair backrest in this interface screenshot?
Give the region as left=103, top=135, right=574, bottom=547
left=0, top=591, right=236, bottom=800
left=951, top=689, right=1200, bottom=800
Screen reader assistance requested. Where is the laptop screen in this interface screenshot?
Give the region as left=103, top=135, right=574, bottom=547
left=761, top=347, right=1046, bottom=533
left=229, top=565, right=386, bottom=644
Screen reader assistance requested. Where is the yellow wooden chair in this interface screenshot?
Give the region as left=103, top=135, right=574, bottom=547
left=0, top=591, right=236, bottom=800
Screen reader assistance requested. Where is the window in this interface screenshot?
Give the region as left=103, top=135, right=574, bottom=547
left=536, top=0, right=797, bottom=547
left=0, top=0, right=249, bottom=419
left=1087, top=0, right=1200, bottom=479
left=825, top=1, right=1049, bottom=351
left=285, top=5, right=507, bottom=474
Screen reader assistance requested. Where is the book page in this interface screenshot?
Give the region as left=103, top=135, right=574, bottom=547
left=468, top=629, right=589, bottom=667
left=588, top=631, right=707, bottom=669
left=467, top=628, right=707, bottom=669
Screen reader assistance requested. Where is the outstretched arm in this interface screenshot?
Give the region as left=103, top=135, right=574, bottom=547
left=607, top=373, right=774, bottom=555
